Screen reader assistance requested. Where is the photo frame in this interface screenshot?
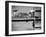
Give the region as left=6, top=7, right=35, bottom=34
left=5, top=1, right=45, bottom=36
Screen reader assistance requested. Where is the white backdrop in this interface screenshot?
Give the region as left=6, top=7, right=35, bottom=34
left=0, top=0, right=46, bottom=37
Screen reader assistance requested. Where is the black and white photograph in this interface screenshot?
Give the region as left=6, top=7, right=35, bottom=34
left=12, top=6, right=41, bottom=31
left=5, top=1, right=45, bottom=36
